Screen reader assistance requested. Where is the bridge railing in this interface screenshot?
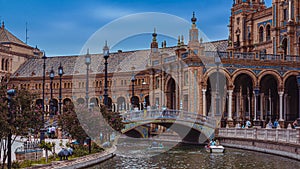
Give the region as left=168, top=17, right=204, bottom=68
left=122, top=109, right=217, bottom=127
left=218, top=128, right=300, bottom=144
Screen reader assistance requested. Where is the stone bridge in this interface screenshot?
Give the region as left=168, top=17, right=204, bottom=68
left=121, top=109, right=218, bottom=144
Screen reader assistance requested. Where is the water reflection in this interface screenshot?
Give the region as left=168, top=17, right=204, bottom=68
left=89, top=141, right=300, bottom=169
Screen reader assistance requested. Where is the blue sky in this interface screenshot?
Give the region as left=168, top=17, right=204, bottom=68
left=0, top=0, right=272, bottom=56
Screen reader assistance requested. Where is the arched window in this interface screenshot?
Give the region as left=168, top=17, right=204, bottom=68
left=5, top=59, right=9, bottom=71
left=259, top=26, right=264, bottom=43
left=266, top=25, right=271, bottom=41
left=1, top=58, right=5, bottom=70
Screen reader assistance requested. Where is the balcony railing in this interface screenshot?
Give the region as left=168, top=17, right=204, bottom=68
left=260, top=53, right=281, bottom=61
left=234, top=52, right=255, bottom=60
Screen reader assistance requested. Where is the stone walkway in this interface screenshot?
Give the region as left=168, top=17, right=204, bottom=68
left=29, top=146, right=116, bottom=169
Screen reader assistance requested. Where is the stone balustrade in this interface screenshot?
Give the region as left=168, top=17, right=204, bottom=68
left=218, top=128, right=300, bottom=144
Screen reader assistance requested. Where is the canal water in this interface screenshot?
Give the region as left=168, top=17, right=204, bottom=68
left=89, top=140, right=300, bottom=169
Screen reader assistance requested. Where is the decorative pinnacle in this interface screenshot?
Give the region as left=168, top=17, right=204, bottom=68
left=152, top=28, right=157, bottom=42
left=177, top=36, right=181, bottom=46
left=191, top=11, right=197, bottom=24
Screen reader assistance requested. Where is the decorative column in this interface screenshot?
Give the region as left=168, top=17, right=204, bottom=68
left=227, top=90, right=233, bottom=121
left=288, top=0, right=293, bottom=22
left=284, top=93, right=287, bottom=120
left=202, top=89, right=207, bottom=116
left=278, top=91, right=284, bottom=127
left=227, top=90, right=234, bottom=127
left=236, top=92, right=240, bottom=120
left=247, top=88, right=251, bottom=119
left=260, top=93, right=264, bottom=121
left=278, top=91, right=284, bottom=121
left=269, top=89, right=272, bottom=120
left=253, top=88, right=261, bottom=127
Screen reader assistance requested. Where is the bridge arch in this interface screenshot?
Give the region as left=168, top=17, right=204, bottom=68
left=123, top=121, right=213, bottom=143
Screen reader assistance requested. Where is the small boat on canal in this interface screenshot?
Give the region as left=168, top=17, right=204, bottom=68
left=205, top=145, right=225, bottom=153
left=147, top=141, right=166, bottom=152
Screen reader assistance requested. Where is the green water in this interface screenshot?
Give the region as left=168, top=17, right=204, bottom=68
left=88, top=141, right=300, bottom=169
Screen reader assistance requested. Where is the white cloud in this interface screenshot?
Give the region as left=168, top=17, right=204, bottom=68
left=89, top=5, right=133, bottom=20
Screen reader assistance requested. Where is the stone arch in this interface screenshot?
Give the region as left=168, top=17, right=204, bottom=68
left=63, top=97, right=73, bottom=104
left=90, top=97, right=99, bottom=107
left=232, top=69, right=257, bottom=87
left=35, top=99, right=43, bottom=106
left=281, top=37, right=288, bottom=55
left=131, top=96, right=140, bottom=109
left=257, top=70, right=283, bottom=89
left=283, top=71, right=300, bottom=86
left=117, top=96, right=126, bottom=111
left=202, top=67, right=231, bottom=87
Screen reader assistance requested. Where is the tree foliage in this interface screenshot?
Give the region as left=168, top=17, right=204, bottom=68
left=58, top=103, right=88, bottom=143
left=58, top=103, right=124, bottom=145
left=0, top=79, right=43, bottom=168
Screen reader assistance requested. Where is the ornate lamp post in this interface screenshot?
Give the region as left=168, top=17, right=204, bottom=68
left=49, top=67, right=55, bottom=116
left=296, top=75, right=300, bottom=126
left=58, top=63, right=63, bottom=114
left=85, top=49, right=91, bottom=107
left=40, top=52, right=47, bottom=142
left=253, top=87, right=261, bottom=127
left=7, top=89, right=16, bottom=169
left=103, top=42, right=109, bottom=107
left=215, top=53, right=221, bottom=117
left=142, top=81, right=147, bottom=110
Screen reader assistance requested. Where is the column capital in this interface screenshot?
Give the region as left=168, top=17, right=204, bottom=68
left=227, top=90, right=233, bottom=94
left=278, top=91, right=284, bottom=96
left=202, top=89, right=207, bottom=92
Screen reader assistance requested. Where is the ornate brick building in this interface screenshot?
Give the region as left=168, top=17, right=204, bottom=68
left=8, top=2, right=300, bottom=128
left=228, top=0, right=300, bottom=56
left=0, top=22, right=42, bottom=82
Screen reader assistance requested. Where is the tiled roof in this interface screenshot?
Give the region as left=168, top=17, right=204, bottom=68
left=203, top=39, right=228, bottom=51
left=0, top=22, right=30, bottom=47
left=12, top=40, right=228, bottom=78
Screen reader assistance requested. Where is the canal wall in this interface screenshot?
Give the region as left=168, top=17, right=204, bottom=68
left=217, top=128, right=300, bottom=160
left=29, top=145, right=116, bottom=169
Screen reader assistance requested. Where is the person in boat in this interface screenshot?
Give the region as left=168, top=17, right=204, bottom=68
left=215, top=139, right=219, bottom=145
left=210, top=139, right=216, bottom=146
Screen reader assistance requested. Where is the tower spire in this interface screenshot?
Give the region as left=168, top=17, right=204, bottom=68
left=191, top=11, right=197, bottom=27
left=151, top=28, right=158, bottom=51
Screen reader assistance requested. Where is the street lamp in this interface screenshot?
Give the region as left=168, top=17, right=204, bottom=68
left=103, top=41, right=109, bottom=107
left=40, top=52, right=47, bottom=142
left=85, top=49, right=91, bottom=107
left=58, top=63, right=63, bottom=114
left=131, top=70, right=136, bottom=110
left=296, top=75, right=300, bottom=126
left=49, top=67, right=55, bottom=116
left=215, top=52, right=221, bottom=117
left=142, top=80, right=147, bottom=110
left=7, top=89, right=16, bottom=169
